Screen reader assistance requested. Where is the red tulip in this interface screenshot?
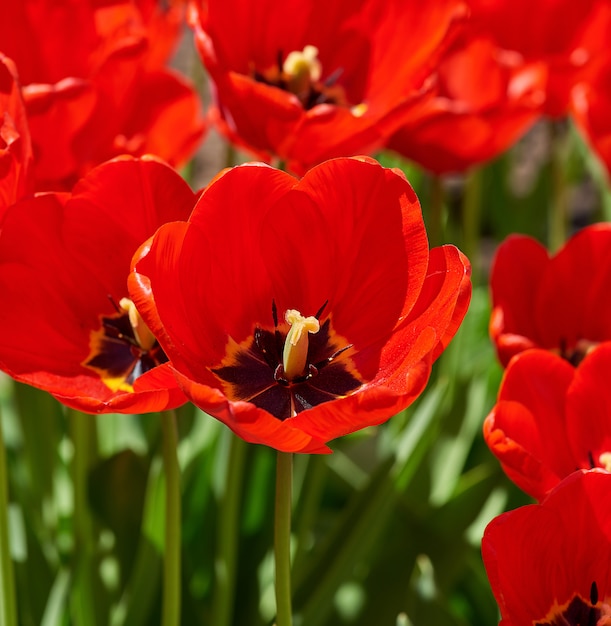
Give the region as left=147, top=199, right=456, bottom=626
left=386, top=32, right=545, bottom=174
left=189, top=0, right=467, bottom=173
left=1, top=0, right=205, bottom=190
left=482, top=469, right=611, bottom=626
left=0, top=54, right=33, bottom=212
left=572, top=58, right=611, bottom=182
left=129, top=157, right=471, bottom=453
left=0, top=156, right=197, bottom=413
left=484, top=344, right=611, bottom=501
left=489, top=224, right=611, bottom=367
left=467, top=0, right=611, bottom=117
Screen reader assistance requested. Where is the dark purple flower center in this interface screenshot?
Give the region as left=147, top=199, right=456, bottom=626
left=211, top=302, right=362, bottom=420
left=536, top=583, right=611, bottom=626
left=83, top=298, right=167, bottom=391
left=252, top=46, right=356, bottom=111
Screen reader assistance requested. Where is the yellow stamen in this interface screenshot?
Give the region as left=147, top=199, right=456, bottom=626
left=119, top=297, right=156, bottom=352
left=283, top=45, right=322, bottom=96
left=282, top=309, right=320, bottom=381
left=599, top=452, right=611, bottom=472
left=350, top=103, right=368, bottom=117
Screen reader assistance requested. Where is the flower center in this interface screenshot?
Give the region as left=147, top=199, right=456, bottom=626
left=536, top=583, right=611, bottom=626
left=558, top=338, right=599, bottom=366
left=82, top=296, right=167, bottom=392
left=211, top=302, right=363, bottom=420
left=253, top=46, right=366, bottom=115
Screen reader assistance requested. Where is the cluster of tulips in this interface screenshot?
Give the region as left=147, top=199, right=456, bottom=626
left=2, top=1, right=611, bottom=625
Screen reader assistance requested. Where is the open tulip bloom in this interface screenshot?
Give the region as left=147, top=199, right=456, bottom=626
left=489, top=224, right=611, bottom=367
left=483, top=469, right=611, bottom=626
left=128, top=156, right=471, bottom=453
left=484, top=343, right=611, bottom=501
left=0, top=155, right=197, bottom=413
left=189, top=0, right=467, bottom=173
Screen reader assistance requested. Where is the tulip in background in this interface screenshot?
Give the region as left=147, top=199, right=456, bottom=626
left=386, top=28, right=545, bottom=175
left=0, top=0, right=205, bottom=191
left=189, top=0, right=467, bottom=172
left=489, top=223, right=611, bottom=367
left=0, top=54, right=32, bottom=211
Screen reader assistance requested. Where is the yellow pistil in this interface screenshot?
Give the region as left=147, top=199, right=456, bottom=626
left=282, top=309, right=320, bottom=381
left=119, top=297, right=156, bottom=352
left=599, top=452, right=611, bottom=472
left=283, top=45, right=322, bottom=98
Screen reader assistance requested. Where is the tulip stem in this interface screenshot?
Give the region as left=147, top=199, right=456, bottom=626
left=428, top=175, right=445, bottom=249
left=462, top=167, right=483, bottom=280
left=549, top=120, right=569, bottom=252
left=275, top=451, right=294, bottom=626
left=161, top=409, right=181, bottom=626
left=212, top=432, right=248, bottom=626
left=69, top=409, right=98, bottom=626
left=0, top=407, right=17, bottom=626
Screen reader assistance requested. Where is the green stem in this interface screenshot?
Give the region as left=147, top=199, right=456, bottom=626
left=212, top=433, right=247, bottom=626
left=161, top=410, right=181, bottom=626
left=0, top=407, right=17, bottom=626
left=225, top=142, right=237, bottom=170
left=462, top=167, right=483, bottom=280
left=69, top=409, right=98, bottom=626
left=274, top=451, right=293, bottom=626
left=428, top=175, right=445, bottom=249
left=549, top=120, right=569, bottom=252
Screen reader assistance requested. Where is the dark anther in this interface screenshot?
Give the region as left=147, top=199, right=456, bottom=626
left=588, top=450, right=596, bottom=469
left=315, top=300, right=328, bottom=319
left=271, top=299, right=279, bottom=327
left=107, top=293, right=122, bottom=314
left=591, top=581, right=599, bottom=605
left=271, top=300, right=284, bottom=358
left=324, top=67, right=344, bottom=88
left=314, top=343, right=353, bottom=371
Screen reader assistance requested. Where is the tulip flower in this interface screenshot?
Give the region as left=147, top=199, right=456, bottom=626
left=129, top=156, right=471, bottom=452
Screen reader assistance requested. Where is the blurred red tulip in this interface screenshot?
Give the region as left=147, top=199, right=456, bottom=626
left=189, top=0, right=467, bottom=173
left=1, top=0, right=205, bottom=190
left=386, top=32, right=545, bottom=174
left=572, top=58, right=611, bottom=182
left=0, top=54, right=33, bottom=213
left=467, top=0, right=611, bottom=117
left=489, top=224, right=611, bottom=367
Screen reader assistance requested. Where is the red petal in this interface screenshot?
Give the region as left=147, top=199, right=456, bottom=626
left=262, top=158, right=429, bottom=351
left=489, top=234, right=549, bottom=365
left=486, top=349, right=576, bottom=498
left=535, top=224, right=611, bottom=350
left=566, top=342, right=611, bottom=470
left=0, top=54, right=33, bottom=210
left=483, top=470, right=611, bottom=625
left=172, top=368, right=330, bottom=453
